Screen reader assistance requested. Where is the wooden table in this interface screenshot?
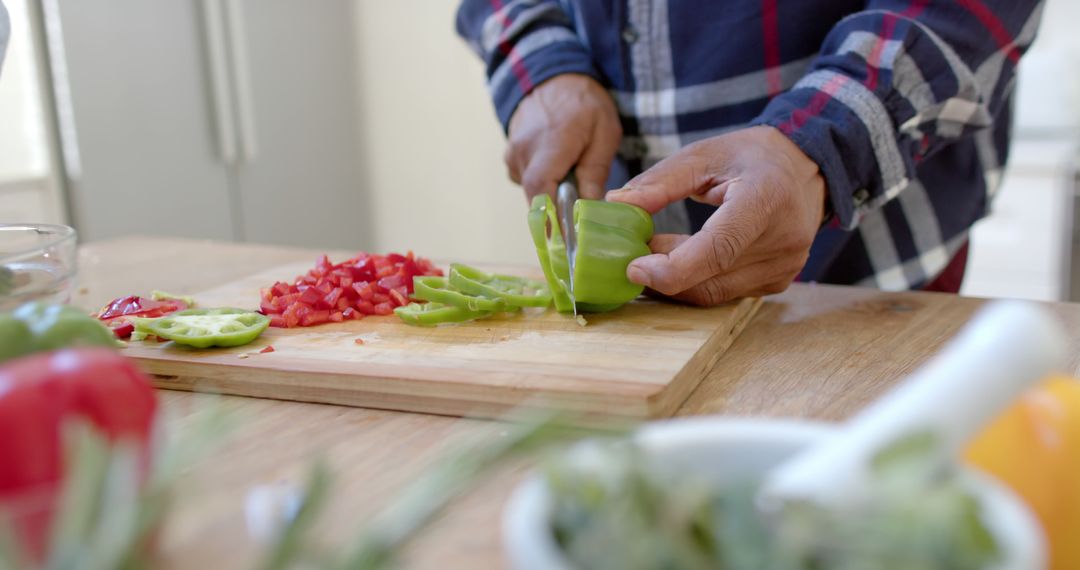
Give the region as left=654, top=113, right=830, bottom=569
left=75, top=237, right=1080, bottom=569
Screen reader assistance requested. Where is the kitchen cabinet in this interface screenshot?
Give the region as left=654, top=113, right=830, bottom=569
left=52, top=0, right=370, bottom=249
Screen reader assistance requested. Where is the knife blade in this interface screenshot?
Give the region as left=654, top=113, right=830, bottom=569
left=557, top=171, right=579, bottom=316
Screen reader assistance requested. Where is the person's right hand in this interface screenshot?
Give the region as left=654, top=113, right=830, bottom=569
left=505, top=74, right=622, bottom=200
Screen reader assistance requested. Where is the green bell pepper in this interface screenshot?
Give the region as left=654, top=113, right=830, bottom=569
left=447, top=264, right=551, bottom=308
left=0, top=302, right=119, bottom=363
left=142, top=307, right=270, bottom=348
left=394, top=302, right=491, bottom=327
left=0, top=315, right=34, bottom=362
left=412, top=276, right=510, bottom=312
left=0, top=266, right=14, bottom=295
left=528, top=195, right=653, bottom=313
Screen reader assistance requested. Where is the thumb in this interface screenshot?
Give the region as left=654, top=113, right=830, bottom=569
left=626, top=181, right=768, bottom=295
left=605, top=145, right=715, bottom=213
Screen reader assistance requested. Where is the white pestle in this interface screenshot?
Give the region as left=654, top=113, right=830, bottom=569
left=759, top=300, right=1068, bottom=507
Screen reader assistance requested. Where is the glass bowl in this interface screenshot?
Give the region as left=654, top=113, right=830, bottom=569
left=0, top=224, right=78, bottom=312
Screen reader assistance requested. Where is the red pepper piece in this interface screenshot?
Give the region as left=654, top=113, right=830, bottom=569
left=389, top=289, right=409, bottom=307
left=0, top=349, right=157, bottom=561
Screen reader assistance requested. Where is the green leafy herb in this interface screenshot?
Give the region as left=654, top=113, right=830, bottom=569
left=545, top=437, right=1003, bottom=570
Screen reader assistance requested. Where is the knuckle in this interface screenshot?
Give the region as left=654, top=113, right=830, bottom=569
left=603, top=115, right=624, bottom=139
left=787, top=256, right=808, bottom=276
left=651, top=274, right=687, bottom=297
left=706, top=230, right=743, bottom=273
left=762, top=280, right=790, bottom=295
left=504, top=152, right=521, bottom=184
left=785, top=248, right=811, bottom=273
left=777, top=229, right=814, bottom=256
left=683, top=279, right=730, bottom=307
left=521, top=169, right=548, bottom=193
left=795, top=229, right=817, bottom=250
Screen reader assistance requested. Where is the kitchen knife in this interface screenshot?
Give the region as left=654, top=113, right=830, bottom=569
left=557, top=171, right=579, bottom=316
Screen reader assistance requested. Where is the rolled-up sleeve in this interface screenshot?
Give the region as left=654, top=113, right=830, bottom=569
left=753, top=1, right=1044, bottom=229
left=456, top=0, right=601, bottom=130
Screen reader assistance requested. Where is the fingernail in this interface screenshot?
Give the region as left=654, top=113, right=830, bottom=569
left=605, top=188, right=630, bottom=202
left=627, top=264, right=651, bottom=287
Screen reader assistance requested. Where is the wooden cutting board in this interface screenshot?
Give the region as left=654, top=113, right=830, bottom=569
left=124, top=261, right=761, bottom=422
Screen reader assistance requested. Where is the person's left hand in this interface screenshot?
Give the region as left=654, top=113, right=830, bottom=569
left=606, top=126, right=826, bottom=306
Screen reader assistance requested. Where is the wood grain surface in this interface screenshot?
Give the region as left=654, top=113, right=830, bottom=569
left=121, top=259, right=760, bottom=422
left=72, top=237, right=1080, bottom=570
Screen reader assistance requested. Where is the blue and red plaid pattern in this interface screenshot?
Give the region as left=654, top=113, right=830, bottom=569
left=456, top=0, right=1044, bottom=291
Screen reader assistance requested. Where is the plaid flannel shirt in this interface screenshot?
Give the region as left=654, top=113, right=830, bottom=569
left=456, top=0, right=1044, bottom=290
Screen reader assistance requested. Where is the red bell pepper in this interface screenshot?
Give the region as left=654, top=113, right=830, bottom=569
left=0, top=349, right=158, bottom=561
left=260, top=252, right=442, bottom=328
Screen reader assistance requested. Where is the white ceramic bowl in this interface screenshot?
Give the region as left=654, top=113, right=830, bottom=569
left=503, top=417, right=1045, bottom=570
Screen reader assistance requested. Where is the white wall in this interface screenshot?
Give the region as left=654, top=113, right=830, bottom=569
left=1013, top=0, right=1080, bottom=133
left=352, top=1, right=536, bottom=265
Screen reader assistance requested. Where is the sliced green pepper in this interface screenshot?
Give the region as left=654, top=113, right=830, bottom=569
left=412, top=276, right=509, bottom=312
left=447, top=264, right=551, bottom=308
left=394, top=302, right=491, bottom=327
left=0, top=302, right=119, bottom=363
left=528, top=195, right=653, bottom=314
left=143, top=307, right=270, bottom=348
left=528, top=195, right=575, bottom=312
left=150, top=289, right=197, bottom=307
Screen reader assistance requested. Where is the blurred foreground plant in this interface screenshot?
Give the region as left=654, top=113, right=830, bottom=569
left=546, top=433, right=1000, bottom=570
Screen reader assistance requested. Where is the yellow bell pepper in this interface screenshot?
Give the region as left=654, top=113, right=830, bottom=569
left=966, top=376, right=1080, bottom=570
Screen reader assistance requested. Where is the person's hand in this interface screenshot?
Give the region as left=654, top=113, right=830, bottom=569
left=505, top=74, right=621, bottom=200
left=606, top=126, right=826, bottom=306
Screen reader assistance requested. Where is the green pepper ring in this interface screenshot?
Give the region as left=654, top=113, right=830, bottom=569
left=394, top=302, right=492, bottom=327
left=413, top=276, right=511, bottom=312
left=447, top=264, right=551, bottom=308
left=143, top=307, right=270, bottom=348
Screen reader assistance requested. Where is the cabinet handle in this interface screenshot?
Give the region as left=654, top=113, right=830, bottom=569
left=201, top=0, right=237, bottom=164
left=224, top=0, right=258, bottom=163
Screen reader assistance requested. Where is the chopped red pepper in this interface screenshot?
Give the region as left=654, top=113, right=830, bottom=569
left=260, top=252, right=440, bottom=328
left=389, top=289, right=409, bottom=307
left=94, top=295, right=189, bottom=339
left=354, top=338, right=365, bottom=345
left=109, top=321, right=136, bottom=339
left=96, top=295, right=187, bottom=321
left=259, top=345, right=275, bottom=353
